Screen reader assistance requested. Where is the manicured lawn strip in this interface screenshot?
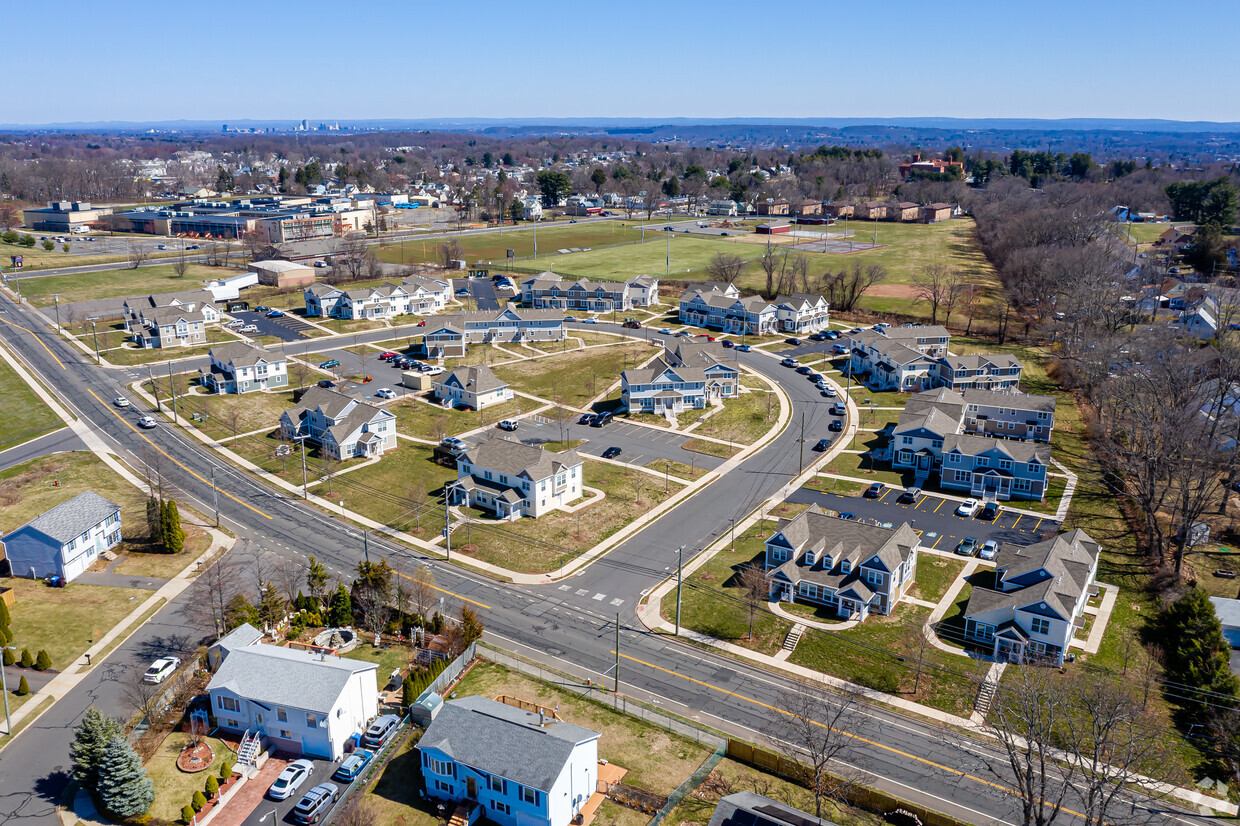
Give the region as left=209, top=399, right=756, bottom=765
left=662, top=757, right=885, bottom=826
left=820, top=451, right=910, bottom=488
left=663, top=524, right=793, bottom=657
left=324, top=445, right=457, bottom=539
left=649, top=458, right=709, bottom=482
left=145, top=733, right=233, bottom=823
left=681, top=438, right=741, bottom=459
left=0, top=452, right=149, bottom=541
left=2, top=576, right=146, bottom=670
left=911, top=556, right=966, bottom=603
left=391, top=395, right=528, bottom=441
left=18, top=264, right=241, bottom=307
left=342, top=642, right=411, bottom=692
left=689, top=390, right=779, bottom=446
left=802, top=477, right=868, bottom=497
left=169, top=387, right=299, bottom=444
left=112, top=524, right=212, bottom=578
left=365, top=732, right=439, bottom=826
left=453, top=660, right=713, bottom=795
left=376, top=222, right=650, bottom=267
left=454, top=461, right=683, bottom=573
left=493, top=341, right=653, bottom=408
left=789, top=605, right=981, bottom=717
left=0, top=357, right=63, bottom=450
left=102, top=326, right=246, bottom=367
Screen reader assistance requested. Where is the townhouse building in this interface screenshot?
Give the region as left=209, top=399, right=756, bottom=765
left=129, top=306, right=208, bottom=349
left=764, top=506, right=919, bottom=622
left=962, top=529, right=1101, bottom=665
left=418, top=696, right=601, bottom=826
left=521, top=274, right=660, bottom=312
left=423, top=308, right=566, bottom=358
left=304, top=275, right=450, bottom=320
left=678, top=288, right=780, bottom=334
left=199, top=342, right=288, bottom=394
left=433, top=365, right=514, bottom=410
left=933, top=353, right=1024, bottom=391
left=773, top=293, right=830, bottom=334
left=939, top=433, right=1051, bottom=501
left=451, top=438, right=583, bottom=520
left=279, top=387, right=398, bottom=460
left=846, top=326, right=951, bottom=391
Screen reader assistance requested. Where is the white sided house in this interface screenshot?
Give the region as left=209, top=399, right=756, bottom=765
left=0, top=491, right=122, bottom=582
left=847, top=326, right=949, bottom=391
left=521, top=273, right=660, bottom=311
left=199, top=342, right=288, bottom=394
left=621, top=341, right=739, bottom=415
left=773, top=294, right=830, bottom=334
left=764, top=506, right=919, bottom=622
left=280, top=387, right=398, bottom=460
left=303, top=276, right=450, bottom=320
left=418, top=696, right=600, bottom=826
left=434, top=365, right=514, bottom=410
left=206, top=635, right=378, bottom=760
left=452, top=438, right=583, bottom=520
left=962, top=529, right=1101, bottom=665
left=423, top=309, right=565, bottom=358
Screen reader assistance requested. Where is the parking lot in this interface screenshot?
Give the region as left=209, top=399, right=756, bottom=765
left=496, top=417, right=727, bottom=472
left=787, top=487, right=1059, bottom=552
left=231, top=310, right=318, bottom=342
left=451, top=276, right=503, bottom=311
left=222, top=750, right=352, bottom=826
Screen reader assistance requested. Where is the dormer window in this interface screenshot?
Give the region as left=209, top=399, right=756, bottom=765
left=840, top=560, right=851, bottom=574
left=804, top=550, right=816, bottom=566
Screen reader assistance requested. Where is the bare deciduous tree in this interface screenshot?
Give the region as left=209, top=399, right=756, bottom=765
left=911, top=263, right=957, bottom=327
left=274, top=555, right=309, bottom=605
left=124, top=669, right=165, bottom=724
left=818, top=262, right=886, bottom=313
left=705, top=252, right=745, bottom=284
left=764, top=683, right=863, bottom=819
left=409, top=565, right=437, bottom=625
left=737, top=562, right=770, bottom=642
left=437, top=238, right=464, bottom=269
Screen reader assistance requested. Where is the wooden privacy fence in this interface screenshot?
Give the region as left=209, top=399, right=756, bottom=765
left=726, top=740, right=970, bottom=826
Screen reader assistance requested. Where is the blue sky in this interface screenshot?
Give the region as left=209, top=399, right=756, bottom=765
left=8, top=0, right=1237, bottom=124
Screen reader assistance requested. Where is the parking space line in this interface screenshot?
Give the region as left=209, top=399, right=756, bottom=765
left=1010, top=514, right=1022, bottom=529
left=876, top=488, right=892, bottom=503
left=932, top=498, right=945, bottom=514
left=1032, top=517, right=1043, bottom=533
left=930, top=534, right=945, bottom=549
left=914, top=495, right=926, bottom=508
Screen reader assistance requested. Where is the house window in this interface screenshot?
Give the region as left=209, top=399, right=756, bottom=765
left=932, top=440, right=943, bottom=449
left=954, top=470, right=971, bottom=483
left=1027, top=463, right=1042, bottom=475
left=972, top=622, right=994, bottom=641
left=901, top=436, right=913, bottom=445
left=277, top=708, right=287, bottom=722
left=1030, top=617, right=1050, bottom=635
left=491, top=800, right=511, bottom=815
left=999, top=460, right=1013, bottom=470
left=521, top=787, right=539, bottom=806
left=840, top=560, right=851, bottom=573
left=804, top=549, right=816, bottom=566
left=976, top=457, right=988, bottom=468
left=218, top=696, right=239, bottom=712
left=429, top=757, right=454, bottom=776
left=489, top=775, right=506, bottom=793
left=280, top=730, right=293, bottom=739
left=1014, top=479, right=1032, bottom=492
left=436, top=780, right=453, bottom=793
left=865, top=569, right=882, bottom=586
left=769, top=546, right=787, bottom=562
left=306, top=713, right=317, bottom=727
left=799, top=582, right=819, bottom=599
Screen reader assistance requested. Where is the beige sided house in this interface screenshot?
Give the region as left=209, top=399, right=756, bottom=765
left=434, top=365, right=514, bottom=410
left=452, top=437, right=583, bottom=520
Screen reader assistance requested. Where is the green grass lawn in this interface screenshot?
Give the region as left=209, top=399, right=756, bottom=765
left=789, top=605, right=983, bottom=717
left=801, top=477, right=868, bottom=497
left=145, top=733, right=234, bottom=823
left=663, top=524, right=793, bottom=657
left=455, top=660, right=713, bottom=795
left=342, top=641, right=414, bottom=692
left=0, top=356, right=63, bottom=451
left=493, top=341, right=653, bottom=407
left=820, top=451, right=911, bottom=487
left=376, top=222, right=650, bottom=267
left=454, top=461, right=682, bottom=573
left=17, top=263, right=241, bottom=307
left=681, top=438, right=741, bottom=459
left=322, top=444, right=458, bottom=539
left=0, top=452, right=147, bottom=542
left=910, top=556, right=967, bottom=603
left=689, top=390, right=780, bottom=446
left=649, top=458, right=710, bottom=481
left=2, top=576, right=146, bottom=670
left=165, top=387, right=299, bottom=443
left=366, top=730, right=439, bottom=826
left=390, top=394, right=528, bottom=441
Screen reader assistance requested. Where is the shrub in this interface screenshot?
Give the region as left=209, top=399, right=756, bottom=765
left=35, top=650, right=52, bottom=671
left=219, top=761, right=233, bottom=780
left=41, top=240, right=54, bottom=251
left=181, top=804, right=196, bottom=823
left=1, top=648, right=13, bottom=667
left=191, top=790, right=206, bottom=811
left=19, top=648, right=33, bottom=668
left=205, top=774, right=218, bottom=796
left=16, top=675, right=29, bottom=695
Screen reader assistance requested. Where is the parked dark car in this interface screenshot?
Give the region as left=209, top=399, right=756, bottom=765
left=317, top=380, right=335, bottom=389
left=721, top=340, right=734, bottom=348
left=785, top=338, right=801, bottom=345
left=809, top=333, right=827, bottom=342
left=813, top=438, right=832, bottom=452
left=602, top=446, right=622, bottom=459
left=865, top=482, right=884, bottom=498
left=828, top=419, right=843, bottom=432
left=591, top=412, right=614, bottom=427
left=796, top=365, right=812, bottom=375
left=979, top=502, right=1000, bottom=521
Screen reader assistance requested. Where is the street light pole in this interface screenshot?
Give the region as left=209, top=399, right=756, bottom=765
left=90, top=319, right=101, bottom=364
left=730, top=517, right=736, bottom=550
left=210, top=466, right=219, bottom=527
left=299, top=436, right=308, bottom=499
left=0, top=645, right=13, bottom=736
left=675, top=545, right=684, bottom=635
left=51, top=294, right=61, bottom=333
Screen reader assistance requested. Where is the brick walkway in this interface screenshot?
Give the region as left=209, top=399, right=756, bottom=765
left=207, top=756, right=289, bottom=826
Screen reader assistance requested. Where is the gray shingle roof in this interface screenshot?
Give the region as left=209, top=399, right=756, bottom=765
left=145, top=306, right=206, bottom=326
left=438, top=365, right=508, bottom=394
left=961, top=388, right=1056, bottom=413
left=211, top=342, right=283, bottom=368
left=938, top=353, right=1023, bottom=372
left=965, top=529, right=1099, bottom=620
left=707, top=791, right=840, bottom=826
left=16, top=491, right=121, bottom=543
left=768, top=507, right=919, bottom=591
left=941, top=433, right=1052, bottom=464
left=419, top=696, right=599, bottom=792
left=208, top=643, right=376, bottom=713
left=462, top=437, right=581, bottom=481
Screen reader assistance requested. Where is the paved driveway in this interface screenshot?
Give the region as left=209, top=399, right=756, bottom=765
left=786, top=487, right=1059, bottom=551
left=450, top=276, right=501, bottom=311
left=230, top=311, right=317, bottom=342
left=496, top=417, right=727, bottom=472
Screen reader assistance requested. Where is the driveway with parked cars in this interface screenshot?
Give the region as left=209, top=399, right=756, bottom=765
left=488, top=416, right=728, bottom=473
left=786, top=487, right=1059, bottom=553
left=220, top=750, right=351, bottom=826
left=229, top=310, right=318, bottom=342
left=451, top=277, right=502, bottom=311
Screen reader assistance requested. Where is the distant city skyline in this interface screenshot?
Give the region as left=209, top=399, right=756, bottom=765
left=8, top=0, right=1237, bottom=125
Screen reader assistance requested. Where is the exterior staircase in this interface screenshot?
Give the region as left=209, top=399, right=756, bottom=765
left=237, top=729, right=262, bottom=772
left=782, top=623, right=805, bottom=653
left=974, top=676, right=999, bottom=718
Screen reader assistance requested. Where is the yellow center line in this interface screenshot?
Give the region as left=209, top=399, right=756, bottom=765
left=394, top=569, right=491, bottom=611
left=87, top=389, right=273, bottom=520
left=612, top=650, right=1093, bottom=820
left=0, top=316, right=67, bottom=369
left=932, top=498, right=945, bottom=514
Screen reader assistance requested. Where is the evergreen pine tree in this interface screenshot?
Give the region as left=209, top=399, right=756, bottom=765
left=0, top=623, right=11, bottom=646
left=1, top=647, right=13, bottom=666
left=1160, top=587, right=1240, bottom=707
left=34, top=649, right=51, bottom=671
left=164, top=500, right=185, bottom=554
left=402, top=674, right=417, bottom=708
left=328, top=584, right=353, bottom=627
left=220, top=761, right=233, bottom=780
left=191, top=790, right=207, bottom=811
left=16, top=675, right=29, bottom=695
left=182, top=804, right=196, bottom=824
left=96, top=735, right=154, bottom=819
left=0, top=594, right=11, bottom=629
left=205, top=774, right=219, bottom=796
left=146, top=496, right=163, bottom=545
left=19, top=648, right=33, bottom=668
left=70, top=707, right=124, bottom=792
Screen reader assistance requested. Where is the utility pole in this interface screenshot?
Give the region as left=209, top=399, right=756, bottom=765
left=362, top=530, right=370, bottom=563
left=614, top=612, right=620, bottom=695
left=675, top=545, right=684, bottom=635
left=90, top=319, right=100, bottom=365
left=798, top=411, right=806, bottom=476
left=210, top=466, right=219, bottom=527
left=730, top=517, right=736, bottom=550
left=149, top=364, right=160, bottom=412
left=167, top=361, right=179, bottom=422
left=299, top=437, right=308, bottom=499
left=444, top=485, right=453, bottom=562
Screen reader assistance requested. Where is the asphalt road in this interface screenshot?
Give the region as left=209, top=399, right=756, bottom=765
left=500, top=416, right=727, bottom=473
left=229, top=311, right=317, bottom=342
left=0, top=427, right=84, bottom=471
left=0, top=298, right=1210, bottom=826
